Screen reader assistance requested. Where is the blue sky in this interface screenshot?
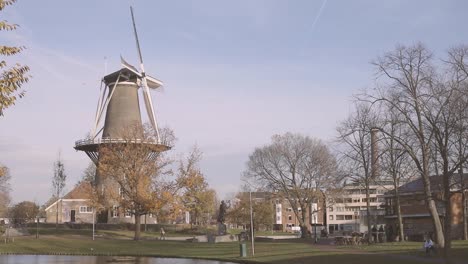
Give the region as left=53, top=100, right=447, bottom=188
left=1, top=0, right=468, bottom=204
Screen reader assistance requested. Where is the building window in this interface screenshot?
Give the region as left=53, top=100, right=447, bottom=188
left=353, top=198, right=360, bottom=203
left=329, top=207, right=333, bottom=212
left=336, top=215, right=345, bottom=220
left=125, top=211, right=132, bottom=218
left=112, top=206, right=119, bottom=218
left=345, top=215, right=353, bottom=220
left=287, top=208, right=292, bottom=212
left=277, top=216, right=280, bottom=221
left=288, top=215, right=292, bottom=221
left=329, top=215, right=333, bottom=220
left=79, top=206, right=93, bottom=213
left=277, top=208, right=281, bottom=213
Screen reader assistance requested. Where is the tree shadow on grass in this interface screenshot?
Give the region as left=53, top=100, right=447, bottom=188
left=263, top=253, right=442, bottom=264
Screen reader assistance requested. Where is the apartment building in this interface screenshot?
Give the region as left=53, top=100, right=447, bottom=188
left=326, top=182, right=393, bottom=234
left=274, top=195, right=325, bottom=233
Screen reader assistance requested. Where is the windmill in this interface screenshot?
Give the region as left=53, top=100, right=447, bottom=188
left=74, top=6, right=169, bottom=176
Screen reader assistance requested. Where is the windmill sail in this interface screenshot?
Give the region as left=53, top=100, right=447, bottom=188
left=130, top=6, right=161, bottom=143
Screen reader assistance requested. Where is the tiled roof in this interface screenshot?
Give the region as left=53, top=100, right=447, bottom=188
left=397, top=173, right=468, bottom=194
left=63, top=181, right=93, bottom=199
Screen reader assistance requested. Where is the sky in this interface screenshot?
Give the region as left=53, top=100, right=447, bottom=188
left=1, top=0, right=468, bottom=204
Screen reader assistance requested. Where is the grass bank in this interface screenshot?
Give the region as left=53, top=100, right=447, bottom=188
left=2, top=235, right=465, bottom=264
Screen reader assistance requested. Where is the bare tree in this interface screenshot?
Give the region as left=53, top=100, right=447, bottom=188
left=368, top=43, right=468, bottom=255
left=447, top=45, right=468, bottom=241
left=97, top=124, right=174, bottom=240
left=244, top=132, right=337, bottom=238
left=337, top=102, right=379, bottom=242
left=368, top=43, right=446, bottom=247
left=52, top=153, right=66, bottom=230
left=379, top=106, right=416, bottom=242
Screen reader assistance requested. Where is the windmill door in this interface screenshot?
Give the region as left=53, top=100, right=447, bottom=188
left=70, top=210, right=76, bottom=222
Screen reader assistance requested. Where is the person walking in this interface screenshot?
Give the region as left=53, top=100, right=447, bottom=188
left=160, top=227, right=166, bottom=240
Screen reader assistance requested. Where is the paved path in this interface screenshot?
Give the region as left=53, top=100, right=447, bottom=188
left=310, top=239, right=463, bottom=264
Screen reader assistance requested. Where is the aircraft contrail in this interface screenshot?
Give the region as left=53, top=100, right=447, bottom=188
left=310, top=0, right=328, bottom=32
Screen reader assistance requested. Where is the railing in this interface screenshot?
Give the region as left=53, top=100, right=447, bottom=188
left=75, top=138, right=163, bottom=147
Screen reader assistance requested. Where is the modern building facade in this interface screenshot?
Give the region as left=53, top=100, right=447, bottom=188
left=326, top=182, right=393, bottom=234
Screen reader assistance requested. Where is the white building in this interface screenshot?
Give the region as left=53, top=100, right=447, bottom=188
left=326, top=182, right=392, bottom=234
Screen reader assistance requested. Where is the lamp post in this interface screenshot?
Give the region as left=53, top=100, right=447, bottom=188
left=36, top=215, right=39, bottom=239
left=92, top=207, right=95, bottom=241
left=249, top=191, right=255, bottom=256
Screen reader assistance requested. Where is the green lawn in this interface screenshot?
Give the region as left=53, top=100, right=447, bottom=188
left=2, top=235, right=465, bottom=264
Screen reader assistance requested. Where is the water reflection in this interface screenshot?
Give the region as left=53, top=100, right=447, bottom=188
left=0, top=255, right=236, bottom=264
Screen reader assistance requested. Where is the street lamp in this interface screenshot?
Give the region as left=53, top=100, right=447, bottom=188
left=249, top=191, right=255, bottom=256
left=92, top=207, right=95, bottom=241
left=36, top=214, right=39, bottom=239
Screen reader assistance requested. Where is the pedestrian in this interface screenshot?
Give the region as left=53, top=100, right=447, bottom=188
left=160, top=227, right=166, bottom=240
left=424, top=238, right=435, bottom=255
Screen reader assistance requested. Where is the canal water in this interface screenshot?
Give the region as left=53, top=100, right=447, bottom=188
left=0, top=255, right=238, bottom=264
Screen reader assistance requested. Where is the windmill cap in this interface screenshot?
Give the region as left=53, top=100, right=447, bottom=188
left=103, top=68, right=163, bottom=89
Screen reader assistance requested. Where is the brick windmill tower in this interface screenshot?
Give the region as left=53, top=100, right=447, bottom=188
left=74, top=7, right=170, bottom=193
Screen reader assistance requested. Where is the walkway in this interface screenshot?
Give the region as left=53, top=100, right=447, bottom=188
left=311, top=238, right=463, bottom=264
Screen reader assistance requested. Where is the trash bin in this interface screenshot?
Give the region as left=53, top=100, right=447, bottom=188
left=239, top=243, right=247, bottom=257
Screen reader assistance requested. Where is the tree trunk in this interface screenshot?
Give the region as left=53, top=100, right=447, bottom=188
left=421, top=151, right=445, bottom=247
left=300, top=208, right=308, bottom=238
left=463, top=190, right=467, bottom=241
left=55, top=199, right=59, bottom=231
left=365, top=180, right=372, bottom=244
left=425, top=196, right=445, bottom=247
left=443, top=195, right=452, bottom=261
left=461, top=169, right=467, bottom=240
left=134, top=214, right=141, bottom=240
left=443, top=170, right=452, bottom=260
left=394, top=183, right=404, bottom=242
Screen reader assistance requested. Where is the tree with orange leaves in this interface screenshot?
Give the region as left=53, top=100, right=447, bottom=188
left=177, top=147, right=217, bottom=227
left=97, top=124, right=175, bottom=240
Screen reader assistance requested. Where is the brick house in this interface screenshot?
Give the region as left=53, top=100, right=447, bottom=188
left=274, top=195, right=326, bottom=235
left=227, top=191, right=325, bottom=235
left=384, top=174, right=468, bottom=241
left=45, top=181, right=159, bottom=224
